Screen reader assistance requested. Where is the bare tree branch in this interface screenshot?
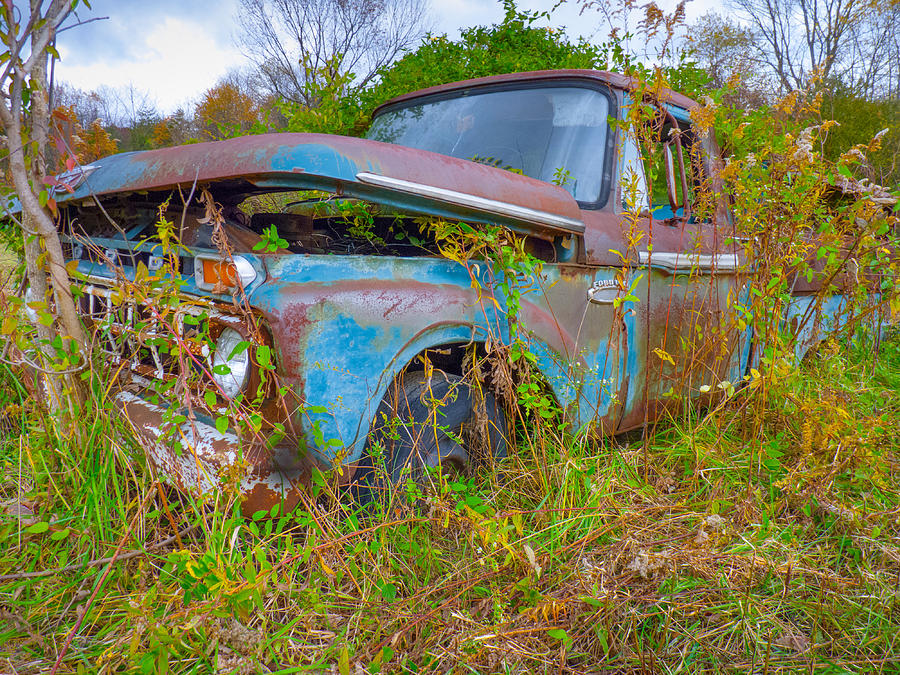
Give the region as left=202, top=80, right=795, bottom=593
left=234, top=0, right=432, bottom=106
left=726, top=0, right=893, bottom=94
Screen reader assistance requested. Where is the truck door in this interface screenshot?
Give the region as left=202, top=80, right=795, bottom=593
left=614, top=108, right=750, bottom=433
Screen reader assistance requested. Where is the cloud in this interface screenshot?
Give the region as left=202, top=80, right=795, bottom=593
left=56, top=13, right=245, bottom=113
left=59, top=0, right=237, bottom=64
left=49, top=0, right=722, bottom=115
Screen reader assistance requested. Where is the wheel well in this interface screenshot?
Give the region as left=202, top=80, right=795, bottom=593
left=400, top=342, right=477, bottom=378
left=398, top=340, right=564, bottom=419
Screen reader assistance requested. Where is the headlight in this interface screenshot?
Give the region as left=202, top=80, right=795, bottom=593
left=212, top=328, right=250, bottom=398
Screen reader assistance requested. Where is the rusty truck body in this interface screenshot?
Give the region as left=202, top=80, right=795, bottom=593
left=47, top=70, right=850, bottom=513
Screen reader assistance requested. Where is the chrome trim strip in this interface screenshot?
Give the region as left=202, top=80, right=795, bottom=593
left=51, top=163, right=98, bottom=194
left=638, top=251, right=742, bottom=273
left=356, top=171, right=585, bottom=234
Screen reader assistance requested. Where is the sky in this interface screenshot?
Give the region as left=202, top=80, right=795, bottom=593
left=53, top=0, right=717, bottom=115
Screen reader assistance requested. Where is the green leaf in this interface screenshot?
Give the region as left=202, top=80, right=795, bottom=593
left=548, top=628, right=568, bottom=641
left=379, top=582, right=397, bottom=603
left=215, top=416, right=229, bottom=434
left=256, top=344, right=271, bottom=367
left=228, top=340, right=250, bottom=360
left=203, top=390, right=217, bottom=408
left=26, top=521, right=49, bottom=534
left=50, top=527, right=71, bottom=541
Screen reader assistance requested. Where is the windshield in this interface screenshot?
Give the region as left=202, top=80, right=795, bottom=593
left=366, top=86, right=611, bottom=203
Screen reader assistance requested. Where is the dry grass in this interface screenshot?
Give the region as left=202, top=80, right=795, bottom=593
left=1, top=335, right=899, bottom=673
left=0, top=243, right=19, bottom=290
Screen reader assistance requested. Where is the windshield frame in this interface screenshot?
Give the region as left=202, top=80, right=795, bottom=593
left=368, top=78, right=618, bottom=211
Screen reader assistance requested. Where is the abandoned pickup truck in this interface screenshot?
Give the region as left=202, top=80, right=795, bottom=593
left=48, top=70, right=858, bottom=513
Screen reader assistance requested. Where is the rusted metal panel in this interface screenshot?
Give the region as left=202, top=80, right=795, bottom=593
left=249, top=255, right=628, bottom=464
left=581, top=210, right=745, bottom=268
left=615, top=263, right=750, bottom=433
left=116, top=389, right=315, bottom=516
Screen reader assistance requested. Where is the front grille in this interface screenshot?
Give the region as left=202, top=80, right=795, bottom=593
left=80, top=283, right=232, bottom=383
left=64, top=240, right=193, bottom=276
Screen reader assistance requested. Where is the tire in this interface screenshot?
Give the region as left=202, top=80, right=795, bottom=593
left=361, top=370, right=508, bottom=496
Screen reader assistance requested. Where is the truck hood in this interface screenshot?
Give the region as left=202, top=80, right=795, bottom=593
left=52, top=133, right=585, bottom=237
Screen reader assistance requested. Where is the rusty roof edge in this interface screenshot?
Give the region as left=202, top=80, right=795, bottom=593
left=372, top=69, right=699, bottom=117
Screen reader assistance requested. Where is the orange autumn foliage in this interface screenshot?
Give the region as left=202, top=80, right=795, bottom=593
left=73, top=119, right=118, bottom=163
left=195, top=82, right=259, bottom=140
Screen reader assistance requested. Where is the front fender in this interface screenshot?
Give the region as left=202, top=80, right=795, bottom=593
left=250, top=255, right=507, bottom=463
left=249, top=254, right=593, bottom=465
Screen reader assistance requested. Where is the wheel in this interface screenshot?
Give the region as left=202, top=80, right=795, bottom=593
left=362, top=369, right=508, bottom=496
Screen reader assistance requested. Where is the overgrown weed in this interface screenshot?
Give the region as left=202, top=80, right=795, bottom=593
left=2, top=333, right=900, bottom=673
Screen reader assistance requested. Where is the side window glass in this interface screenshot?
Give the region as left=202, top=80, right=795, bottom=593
left=620, top=131, right=649, bottom=212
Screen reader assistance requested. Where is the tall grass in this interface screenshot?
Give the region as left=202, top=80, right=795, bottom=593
left=2, top=333, right=900, bottom=673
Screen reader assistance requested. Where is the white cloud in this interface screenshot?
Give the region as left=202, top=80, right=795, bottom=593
left=56, top=15, right=245, bottom=113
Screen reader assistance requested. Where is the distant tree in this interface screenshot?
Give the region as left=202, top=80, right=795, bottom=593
left=725, top=0, right=894, bottom=94
left=195, top=81, right=260, bottom=140
left=235, top=0, right=431, bottom=107
left=276, top=0, right=708, bottom=137
left=105, top=83, right=157, bottom=128
left=51, top=81, right=161, bottom=151
left=51, top=81, right=107, bottom=127
left=219, top=65, right=288, bottom=131
left=840, top=2, right=900, bottom=99
left=683, top=12, right=770, bottom=107
left=361, top=1, right=608, bottom=116
left=117, top=105, right=161, bottom=151
left=678, top=3, right=899, bottom=185
left=50, top=105, right=117, bottom=164
left=72, top=118, right=118, bottom=162
left=821, top=85, right=900, bottom=186
left=150, top=109, right=196, bottom=148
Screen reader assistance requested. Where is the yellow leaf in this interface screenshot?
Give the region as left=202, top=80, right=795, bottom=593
left=338, top=647, right=350, bottom=675
left=318, top=555, right=335, bottom=577
left=653, top=348, right=675, bottom=365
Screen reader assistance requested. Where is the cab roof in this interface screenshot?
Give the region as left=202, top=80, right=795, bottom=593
left=373, top=69, right=699, bottom=116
